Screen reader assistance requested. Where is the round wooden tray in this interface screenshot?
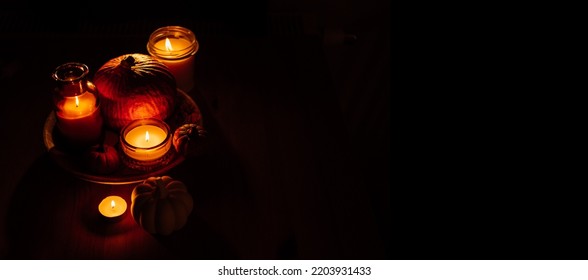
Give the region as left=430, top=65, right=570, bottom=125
left=43, top=89, right=203, bottom=185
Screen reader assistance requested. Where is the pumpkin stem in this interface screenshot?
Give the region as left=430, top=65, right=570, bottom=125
left=154, top=184, right=169, bottom=199
left=121, top=56, right=136, bottom=69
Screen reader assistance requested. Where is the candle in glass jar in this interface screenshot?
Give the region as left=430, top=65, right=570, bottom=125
left=121, top=118, right=172, bottom=162
left=52, top=62, right=103, bottom=147
left=98, top=196, right=127, bottom=221
left=147, top=26, right=199, bottom=92
left=60, top=93, right=95, bottom=116
left=56, top=92, right=103, bottom=144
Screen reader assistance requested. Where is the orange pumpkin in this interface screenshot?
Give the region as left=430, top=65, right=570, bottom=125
left=83, top=144, right=120, bottom=174
left=172, top=123, right=207, bottom=155
left=93, top=53, right=178, bottom=131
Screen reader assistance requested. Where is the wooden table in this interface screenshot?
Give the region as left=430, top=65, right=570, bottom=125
left=0, top=22, right=387, bottom=259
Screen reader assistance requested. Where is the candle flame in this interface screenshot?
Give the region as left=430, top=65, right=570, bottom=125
left=145, top=130, right=150, bottom=142
left=75, top=96, right=79, bottom=107
left=111, top=200, right=115, bottom=209
left=165, top=38, right=173, bottom=52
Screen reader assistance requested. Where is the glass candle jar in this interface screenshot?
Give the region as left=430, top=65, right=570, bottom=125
left=120, top=118, right=173, bottom=168
left=147, top=25, right=199, bottom=93
left=51, top=62, right=104, bottom=147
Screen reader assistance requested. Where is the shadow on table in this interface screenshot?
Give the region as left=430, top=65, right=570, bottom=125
left=4, top=151, right=240, bottom=259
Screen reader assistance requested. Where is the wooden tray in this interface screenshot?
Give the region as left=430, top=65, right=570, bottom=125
left=43, top=89, right=203, bottom=185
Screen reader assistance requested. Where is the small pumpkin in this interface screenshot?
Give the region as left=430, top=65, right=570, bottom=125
left=93, top=53, right=178, bottom=131
left=131, top=176, right=193, bottom=235
left=172, top=123, right=207, bottom=155
left=83, top=144, right=120, bottom=174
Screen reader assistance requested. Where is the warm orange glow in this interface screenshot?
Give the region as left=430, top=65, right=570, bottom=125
left=99, top=196, right=127, bottom=220
left=165, top=38, right=173, bottom=52
left=122, top=121, right=171, bottom=161
left=75, top=96, right=79, bottom=107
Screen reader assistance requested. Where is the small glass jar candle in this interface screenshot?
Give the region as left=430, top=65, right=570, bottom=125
left=51, top=62, right=104, bottom=147
left=147, top=25, right=199, bottom=93
left=120, top=118, right=172, bottom=167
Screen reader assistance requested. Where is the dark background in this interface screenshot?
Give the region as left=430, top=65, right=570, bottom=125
left=0, top=1, right=390, bottom=259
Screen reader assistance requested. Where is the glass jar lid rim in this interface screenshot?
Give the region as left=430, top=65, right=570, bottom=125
left=52, top=62, right=89, bottom=82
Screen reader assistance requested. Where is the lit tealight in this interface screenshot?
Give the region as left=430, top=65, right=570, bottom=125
left=98, top=196, right=127, bottom=221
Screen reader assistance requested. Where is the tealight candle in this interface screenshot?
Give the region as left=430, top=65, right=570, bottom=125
left=120, top=118, right=172, bottom=162
left=52, top=62, right=103, bottom=147
left=147, top=26, right=199, bottom=92
left=98, top=195, right=127, bottom=222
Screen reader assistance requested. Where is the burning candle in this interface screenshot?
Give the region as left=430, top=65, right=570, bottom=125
left=147, top=26, right=199, bottom=92
left=98, top=195, right=127, bottom=221
left=52, top=62, right=103, bottom=147
left=120, top=118, right=172, bottom=162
